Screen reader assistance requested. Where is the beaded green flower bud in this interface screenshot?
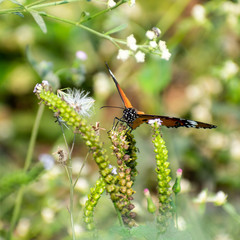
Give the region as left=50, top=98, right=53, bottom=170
left=34, top=82, right=119, bottom=228
left=149, top=119, right=173, bottom=230
left=172, top=168, right=182, bottom=195
left=83, top=177, right=106, bottom=230
left=144, top=188, right=157, bottom=214
left=108, top=125, right=138, bottom=227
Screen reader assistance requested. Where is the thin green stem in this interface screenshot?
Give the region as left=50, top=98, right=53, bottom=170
left=8, top=104, right=45, bottom=240
left=0, top=1, right=127, bottom=48
left=80, top=0, right=127, bottom=24
left=60, top=124, right=76, bottom=240
left=0, top=7, right=25, bottom=15
left=113, top=202, right=124, bottom=227
left=73, top=151, right=89, bottom=188
left=26, top=0, right=49, bottom=8
left=26, top=0, right=82, bottom=10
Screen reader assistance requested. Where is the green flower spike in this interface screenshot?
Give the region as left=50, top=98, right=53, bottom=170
left=109, top=125, right=138, bottom=227
left=34, top=82, right=117, bottom=190
left=149, top=119, right=172, bottom=231
left=83, top=177, right=106, bottom=230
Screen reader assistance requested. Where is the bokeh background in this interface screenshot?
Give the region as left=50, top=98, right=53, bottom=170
left=0, top=0, right=239, bottom=239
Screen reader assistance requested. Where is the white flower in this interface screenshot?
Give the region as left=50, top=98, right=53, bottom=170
left=158, top=40, right=171, bottom=60
left=221, top=60, right=239, bottom=79
left=158, top=40, right=167, bottom=51
left=148, top=119, right=162, bottom=126
left=109, top=164, right=117, bottom=175
left=192, top=4, right=206, bottom=23
left=108, top=0, right=116, bottom=8
left=135, top=50, right=145, bottom=63
left=33, top=80, right=50, bottom=93
left=149, top=40, right=157, bottom=48
left=194, top=189, right=208, bottom=203
left=127, top=34, right=138, bottom=51
left=146, top=30, right=155, bottom=40
left=161, top=48, right=171, bottom=60
left=230, top=137, right=240, bottom=160
left=213, top=191, right=228, bottom=206
left=41, top=208, right=55, bottom=223
left=128, top=0, right=135, bottom=7
left=74, top=224, right=84, bottom=237
left=58, top=89, right=95, bottom=117
left=117, top=49, right=130, bottom=61
left=39, top=154, right=54, bottom=170
left=76, top=51, right=87, bottom=61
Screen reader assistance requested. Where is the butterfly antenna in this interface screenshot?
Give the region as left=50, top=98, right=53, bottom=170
left=100, top=106, right=125, bottom=110
left=105, top=62, right=119, bottom=85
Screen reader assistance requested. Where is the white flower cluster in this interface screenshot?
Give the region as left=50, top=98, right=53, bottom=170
left=117, top=27, right=171, bottom=63
left=33, top=80, right=50, bottom=94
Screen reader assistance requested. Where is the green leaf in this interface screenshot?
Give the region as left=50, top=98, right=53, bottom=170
left=30, top=11, right=47, bottom=33
left=13, top=12, right=24, bottom=17
left=138, top=58, right=172, bottom=95
left=8, top=0, right=22, bottom=6
left=105, top=24, right=128, bottom=35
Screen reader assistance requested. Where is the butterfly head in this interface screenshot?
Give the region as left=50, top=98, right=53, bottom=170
left=123, top=108, right=138, bottom=124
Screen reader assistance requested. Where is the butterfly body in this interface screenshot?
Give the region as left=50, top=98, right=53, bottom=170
left=105, top=63, right=217, bottom=130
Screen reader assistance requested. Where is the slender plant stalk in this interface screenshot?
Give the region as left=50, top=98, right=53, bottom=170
left=60, top=125, right=76, bottom=240
left=113, top=202, right=124, bottom=227
left=40, top=12, right=125, bottom=47
left=26, top=0, right=82, bottom=9
left=73, top=151, right=89, bottom=188
left=8, top=104, right=45, bottom=240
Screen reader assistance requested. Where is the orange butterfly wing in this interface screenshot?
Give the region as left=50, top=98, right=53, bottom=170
left=133, top=114, right=217, bottom=129
left=105, top=63, right=133, bottom=109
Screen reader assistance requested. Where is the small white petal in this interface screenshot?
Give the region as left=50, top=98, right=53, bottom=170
left=117, top=49, right=130, bottom=61
left=33, top=80, right=49, bottom=93
left=135, top=51, right=145, bottom=63
left=76, top=51, right=87, bottom=61
left=146, top=30, right=155, bottom=40
left=148, top=119, right=162, bottom=126
left=194, top=189, right=208, bottom=203
left=41, top=208, right=55, bottom=223
left=214, top=191, right=227, bottom=206
left=192, top=4, right=206, bottom=23
left=108, top=0, right=116, bottom=8
left=127, top=34, right=138, bottom=51
left=158, top=40, right=167, bottom=51
left=221, top=60, right=239, bottom=79
left=149, top=40, right=157, bottom=48
left=128, top=0, right=135, bottom=7
left=161, top=49, right=171, bottom=61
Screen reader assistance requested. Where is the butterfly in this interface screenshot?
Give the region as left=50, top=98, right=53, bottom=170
left=105, top=63, right=217, bottom=130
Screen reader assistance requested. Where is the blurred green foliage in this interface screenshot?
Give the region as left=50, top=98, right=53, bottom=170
left=0, top=0, right=240, bottom=239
